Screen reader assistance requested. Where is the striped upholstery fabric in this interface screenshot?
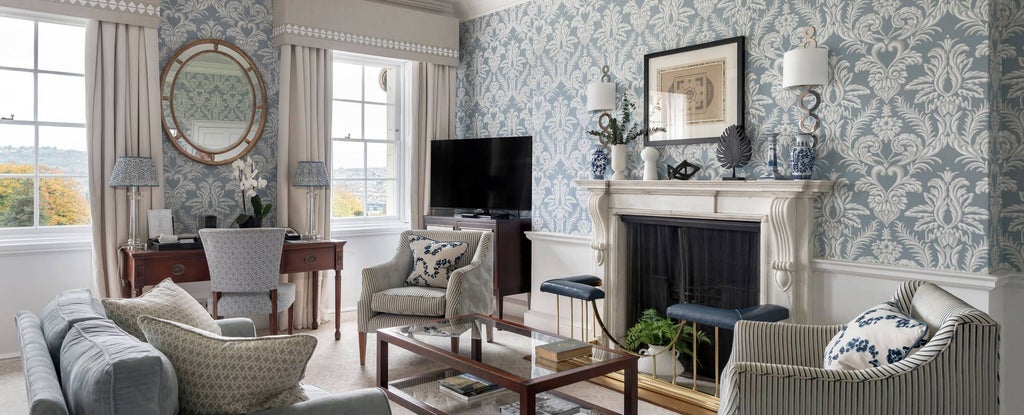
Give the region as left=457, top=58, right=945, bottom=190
left=719, top=281, right=1000, bottom=415
left=371, top=286, right=447, bottom=316
left=358, top=230, right=493, bottom=335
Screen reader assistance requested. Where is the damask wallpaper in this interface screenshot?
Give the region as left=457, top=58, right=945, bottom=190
left=159, top=0, right=279, bottom=233
left=992, top=0, right=1024, bottom=273
left=456, top=0, right=1023, bottom=273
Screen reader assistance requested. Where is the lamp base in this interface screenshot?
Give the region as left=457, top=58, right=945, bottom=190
left=303, top=189, right=320, bottom=241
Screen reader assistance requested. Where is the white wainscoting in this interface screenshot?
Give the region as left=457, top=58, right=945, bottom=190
left=527, top=231, right=1023, bottom=414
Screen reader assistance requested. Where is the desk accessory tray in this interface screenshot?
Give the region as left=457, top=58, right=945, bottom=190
left=148, top=239, right=202, bottom=251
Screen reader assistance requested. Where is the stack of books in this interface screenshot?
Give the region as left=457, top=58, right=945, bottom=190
left=535, top=339, right=592, bottom=368
left=498, top=392, right=582, bottom=415
left=438, top=373, right=503, bottom=401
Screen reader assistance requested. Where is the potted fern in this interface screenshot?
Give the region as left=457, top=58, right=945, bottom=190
left=624, top=308, right=710, bottom=379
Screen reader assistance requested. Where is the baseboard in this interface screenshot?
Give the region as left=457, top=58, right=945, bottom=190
left=0, top=352, right=21, bottom=361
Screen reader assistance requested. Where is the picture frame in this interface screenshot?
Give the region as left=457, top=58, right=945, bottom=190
left=643, top=36, right=745, bottom=146
left=147, top=209, right=174, bottom=238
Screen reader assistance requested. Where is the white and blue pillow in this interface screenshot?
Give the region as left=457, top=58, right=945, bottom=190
left=405, top=236, right=468, bottom=288
left=823, top=301, right=929, bottom=370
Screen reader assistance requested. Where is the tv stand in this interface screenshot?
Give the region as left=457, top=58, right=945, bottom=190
left=423, top=215, right=531, bottom=320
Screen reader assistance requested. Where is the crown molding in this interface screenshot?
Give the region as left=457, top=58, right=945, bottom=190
left=451, top=0, right=531, bottom=21
left=367, top=0, right=455, bottom=16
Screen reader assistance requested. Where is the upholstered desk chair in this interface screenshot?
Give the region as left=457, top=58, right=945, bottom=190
left=357, top=230, right=494, bottom=365
left=199, top=228, right=295, bottom=335
left=719, top=281, right=999, bottom=415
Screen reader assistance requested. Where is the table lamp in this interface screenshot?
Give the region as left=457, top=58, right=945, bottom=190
left=108, top=156, right=159, bottom=250
left=292, top=161, right=330, bottom=240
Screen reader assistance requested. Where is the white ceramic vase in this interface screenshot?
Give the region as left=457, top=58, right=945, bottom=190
left=610, top=144, right=627, bottom=180
left=641, top=146, right=659, bottom=180
left=637, top=345, right=680, bottom=380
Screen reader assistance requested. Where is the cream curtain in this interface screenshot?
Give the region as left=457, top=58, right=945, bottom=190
left=277, top=44, right=333, bottom=329
left=409, top=62, right=456, bottom=229
left=86, top=21, right=163, bottom=298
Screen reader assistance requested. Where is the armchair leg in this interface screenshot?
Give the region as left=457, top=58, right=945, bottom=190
left=269, top=289, right=279, bottom=335
left=358, top=332, right=367, bottom=366
left=212, top=292, right=221, bottom=320
left=288, top=305, right=294, bottom=335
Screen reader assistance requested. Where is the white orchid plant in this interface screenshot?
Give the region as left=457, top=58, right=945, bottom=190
left=232, top=156, right=272, bottom=226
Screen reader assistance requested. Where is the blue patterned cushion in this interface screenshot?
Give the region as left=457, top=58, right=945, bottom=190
left=823, top=301, right=929, bottom=370
left=404, top=235, right=468, bottom=288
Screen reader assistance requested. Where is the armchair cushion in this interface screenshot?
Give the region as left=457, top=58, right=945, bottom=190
left=138, top=315, right=316, bottom=414
left=102, top=278, right=221, bottom=340
left=405, top=235, right=468, bottom=288
left=822, top=301, right=929, bottom=370
left=371, top=286, right=446, bottom=316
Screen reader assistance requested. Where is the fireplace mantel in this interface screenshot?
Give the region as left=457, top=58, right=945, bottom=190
left=576, top=179, right=832, bottom=335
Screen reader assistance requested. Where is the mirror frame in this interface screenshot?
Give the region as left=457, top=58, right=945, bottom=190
left=160, top=39, right=266, bottom=165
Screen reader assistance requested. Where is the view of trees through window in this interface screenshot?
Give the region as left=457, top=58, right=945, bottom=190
left=0, top=15, right=89, bottom=229
left=331, top=53, right=401, bottom=220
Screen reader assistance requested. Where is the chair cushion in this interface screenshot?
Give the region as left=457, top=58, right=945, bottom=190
left=404, top=235, right=468, bottom=288
left=823, top=301, right=929, bottom=370
left=60, top=319, right=177, bottom=415
left=137, top=315, right=315, bottom=414
left=213, top=282, right=296, bottom=317
left=39, top=288, right=106, bottom=366
left=372, top=286, right=446, bottom=316
left=102, top=278, right=221, bottom=341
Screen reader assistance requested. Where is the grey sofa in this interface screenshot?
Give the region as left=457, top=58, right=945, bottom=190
left=16, top=288, right=391, bottom=415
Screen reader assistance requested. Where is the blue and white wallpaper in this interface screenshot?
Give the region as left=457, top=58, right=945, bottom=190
left=159, top=0, right=279, bottom=233
left=456, top=0, right=1024, bottom=273
left=992, top=0, right=1024, bottom=273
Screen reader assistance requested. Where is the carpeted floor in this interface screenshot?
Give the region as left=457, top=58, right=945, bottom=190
left=1, top=310, right=677, bottom=414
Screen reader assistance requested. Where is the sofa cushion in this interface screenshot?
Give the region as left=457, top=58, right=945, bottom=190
left=823, top=301, right=929, bottom=370
left=102, top=278, right=221, bottom=340
left=405, top=235, right=468, bottom=288
left=138, top=315, right=316, bottom=414
left=60, top=319, right=177, bottom=415
left=39, top=288, right=106, bottom=366
left=372, top=286, right=446, bottom=316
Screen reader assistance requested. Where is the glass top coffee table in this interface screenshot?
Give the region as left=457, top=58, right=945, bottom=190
left=376, top=314, right=638, bottom=415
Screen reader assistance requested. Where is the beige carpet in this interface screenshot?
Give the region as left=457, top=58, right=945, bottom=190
left=0, top=311, right=677, bottom=415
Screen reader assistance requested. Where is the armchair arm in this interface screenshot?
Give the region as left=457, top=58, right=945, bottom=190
left=729, top=321, right=842, bottom=368
left=254, top=388, right=391, bottom=415
left=445, top=233, right=494, bottom=317
left=358, top=253, right=412, bottom=333
left=215, top=318, right=256, bottom=338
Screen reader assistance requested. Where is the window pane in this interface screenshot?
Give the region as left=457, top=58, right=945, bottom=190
left=332, top=180, right=365, bottom=218
left=0, top=124, right=36, bottom=173
left=0, top=177, right=35, bottom=227
left=40, top=177, right=90, bottom=226
left=38, top=74, right=84, bottom=123
left=332, top=141, right=365, bottom=176
left=0, top=70, right=35, bottom=121
left=364, top=103, right=390, bottom=140
left=332, top=62, right=362, bottom=101
left=365, top=180, right=395, bottom=217
left=366, top=142, right=395, bottom=179
left=0, top=17, right=34, bottom=69
left=38, top=22, right=85, bottom=74
left=332, top=101, right=362, bottom=139
left=39, top=126, right=87, bottom=175
left=364, top=66, right=387, bottom=103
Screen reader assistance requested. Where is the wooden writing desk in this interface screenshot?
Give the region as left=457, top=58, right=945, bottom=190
left=120, top=239, right=346, bottom=340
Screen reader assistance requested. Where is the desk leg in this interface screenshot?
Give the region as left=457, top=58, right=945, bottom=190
left=334, top=267, right=342, bottom=340
left=311, top=271, right=320, bottom=330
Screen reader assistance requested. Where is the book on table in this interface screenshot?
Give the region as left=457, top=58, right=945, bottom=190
left=437, top=382, right=505, bottom=402
left=498, top=392, right=582, bottom=415
left=438, top=373, right=502, bottom=399
left=535, top=339, right=592, bottom=362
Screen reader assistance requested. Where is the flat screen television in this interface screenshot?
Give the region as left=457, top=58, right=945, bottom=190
left=430, top=136, right=532, bottom=212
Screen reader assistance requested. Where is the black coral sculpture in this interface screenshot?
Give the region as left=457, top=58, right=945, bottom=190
left=716, top=124, right=751, bottom=180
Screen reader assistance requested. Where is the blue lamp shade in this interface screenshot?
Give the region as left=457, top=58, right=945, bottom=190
left=108, top=156, right=158, bottom=187
left=292, top=161, right=330, bottom=187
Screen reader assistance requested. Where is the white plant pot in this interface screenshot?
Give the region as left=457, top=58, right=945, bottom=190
left=637, top=345, right=680, bottom=380
left=610, top=144, right=627, bottom=180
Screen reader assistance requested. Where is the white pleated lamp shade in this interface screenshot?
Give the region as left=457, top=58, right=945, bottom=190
left=783, top=47, right=829, bottom=88
left=586, top=81, right=616, bottom=112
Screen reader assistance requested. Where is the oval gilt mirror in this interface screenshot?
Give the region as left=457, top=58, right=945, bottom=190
left=161, top=39, right=266, bottom=165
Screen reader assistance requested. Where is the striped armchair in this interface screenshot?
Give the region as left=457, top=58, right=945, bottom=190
left=357, top=230, right=494, bottom=365
left=720, top=281, right=999, bottom=415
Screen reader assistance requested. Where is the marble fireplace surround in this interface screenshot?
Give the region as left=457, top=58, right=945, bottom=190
left=576, top=179, right=832, bottom=338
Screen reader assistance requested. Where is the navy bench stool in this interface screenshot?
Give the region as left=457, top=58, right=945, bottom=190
left=539, top=275, right=605, bottom=341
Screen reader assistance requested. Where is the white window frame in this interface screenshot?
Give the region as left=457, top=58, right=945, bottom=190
left=329, top=51, right=409, bottom=235
left=0, top=11, right=90, bottom=247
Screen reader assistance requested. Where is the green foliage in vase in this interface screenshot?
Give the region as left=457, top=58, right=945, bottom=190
left=624, top=308, right=710, bottom=362
left=586, top=96, right=665, bottom=145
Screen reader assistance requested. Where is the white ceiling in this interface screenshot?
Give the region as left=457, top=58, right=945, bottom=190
left=445, top=0, right=530, bottom=21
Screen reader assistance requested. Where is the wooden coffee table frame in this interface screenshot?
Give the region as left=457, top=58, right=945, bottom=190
left=377, top=314, right=638, bottom=415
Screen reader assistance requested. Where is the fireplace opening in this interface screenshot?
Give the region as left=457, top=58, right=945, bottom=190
left=623, top=215, right=760, bottom=380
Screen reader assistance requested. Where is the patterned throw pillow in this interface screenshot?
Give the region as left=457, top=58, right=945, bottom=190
left=137, top=316, right=316, bottom=414
left=102, top=278, right=221, bottom=341
left=405, top=235, right=469, bottom=288
left=823, top=301, right=929, bottom=370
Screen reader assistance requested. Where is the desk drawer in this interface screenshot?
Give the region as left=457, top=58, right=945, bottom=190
left=282, top=246, right=335, bottom=273
left=137, top=256, right=210, bottom=284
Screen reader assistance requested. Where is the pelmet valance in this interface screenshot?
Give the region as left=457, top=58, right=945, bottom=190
left=0, top=0, right=159, bottom=27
